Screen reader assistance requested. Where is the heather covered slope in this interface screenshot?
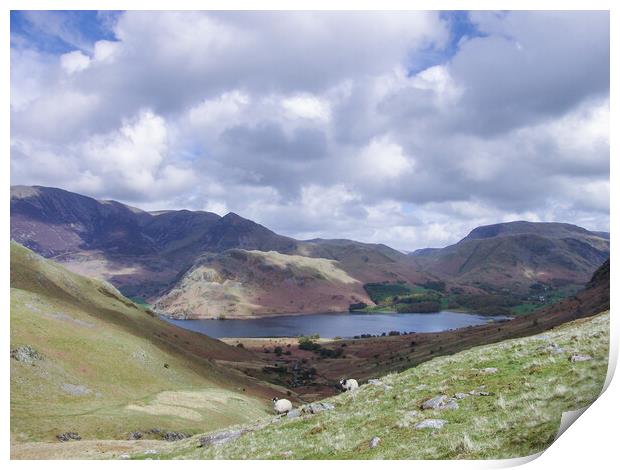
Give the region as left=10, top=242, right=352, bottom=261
left=411, top=221, right=609, bottom=294
left=10, top=242, right=281, bottom=444
left=143, top=311, right=609, bottom=460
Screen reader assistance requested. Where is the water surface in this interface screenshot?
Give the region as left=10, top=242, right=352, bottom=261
left=163, top=310, right=511, bottom=338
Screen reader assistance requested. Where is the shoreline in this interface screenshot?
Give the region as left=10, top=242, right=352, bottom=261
left=160, top=309, right=514, bottom=322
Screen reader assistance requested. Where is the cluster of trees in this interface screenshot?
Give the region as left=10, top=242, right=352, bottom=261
left=446, top=293, right=521, bottom=315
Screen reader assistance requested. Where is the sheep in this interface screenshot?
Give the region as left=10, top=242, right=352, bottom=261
left=338, top=378, right=359, bottom=392
left=272, top=397, right=293, bottom=414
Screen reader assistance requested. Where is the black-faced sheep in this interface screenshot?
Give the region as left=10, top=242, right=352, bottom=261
left=272, top=397, right=293, bottom=414
left=338, top=378, right=359, bottom=392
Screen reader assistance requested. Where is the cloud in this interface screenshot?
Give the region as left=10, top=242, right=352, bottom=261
left=10, top=11, right=610, bottom=250
left=60, top=50, right=90, bottom=74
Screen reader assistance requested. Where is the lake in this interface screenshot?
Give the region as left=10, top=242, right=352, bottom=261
left=163, top=311, right=512, bottom=338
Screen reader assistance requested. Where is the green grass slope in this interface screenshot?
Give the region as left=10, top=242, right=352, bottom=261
left=155, top=310, right=609, bottom=460
left=10, top=242, right=279, bottom=443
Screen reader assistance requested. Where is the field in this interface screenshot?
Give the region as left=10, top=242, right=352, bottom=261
left=10, top=242, right=282, bottom=449
left=140, top=310, right=609, bottom=460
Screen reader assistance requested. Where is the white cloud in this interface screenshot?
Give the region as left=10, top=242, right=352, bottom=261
left=60, top=50, right=90, bottom=74
left=357, top=136, right=414, bottom=181
left=281, top=94, right=331, bottom=122
left=10, top=11, right=610, bottom=249
left=93, top=40, right=120, bottom=63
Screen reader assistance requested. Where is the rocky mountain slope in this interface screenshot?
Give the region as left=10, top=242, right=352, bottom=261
left=10, top=242, right=282, bottom=443
left=410, top=221, right=609, bottom=294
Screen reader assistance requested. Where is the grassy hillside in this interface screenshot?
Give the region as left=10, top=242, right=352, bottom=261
left=10, top=242, right=280, bottom=444
left=147, top=310, right=608, bottom=459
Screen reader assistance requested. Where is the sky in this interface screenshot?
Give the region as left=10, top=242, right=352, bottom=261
left=10, top=11, right=610, bottom=251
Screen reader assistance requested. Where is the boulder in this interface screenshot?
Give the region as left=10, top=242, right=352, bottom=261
left=421, top=395, right=459, bottom=410
left=163, top=431, right=189, bottom=441
left=301, top=402, right=335, bottom=415
left=287, top=409, right=301, bottom=419
left=369, top=436, right=381, bottom=448
left=11, top=345, right=43, bottom=364
left=570, top=354, right=592, bottom=362
left=56, top=432, right=81, bottom=442
left=198, top=429, right=246, bottom=448
left=415, top=419, right=447, bottom=430
left=480, top=367, right=498, bottom=374
left=368, top=379, right=392, bottom=390
left=454, top=392, right=468, bottom=400
left=421, top=395, right=447, bottom=410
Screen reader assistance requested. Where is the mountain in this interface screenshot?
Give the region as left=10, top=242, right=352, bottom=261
left=11, top=186, right=435, bottom=317
left=10, top=186, right=302, bottom=301
left=410, top=221, right=609, bottom=294
left=10, top=242, right=282, bottom=443
left=11, top=187, right=609, bottom=318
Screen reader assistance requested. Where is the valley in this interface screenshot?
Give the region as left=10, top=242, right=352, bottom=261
left=9, top=185, right=611, bottom=459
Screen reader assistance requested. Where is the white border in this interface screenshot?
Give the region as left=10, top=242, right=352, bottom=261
left=1, top=1, right=616, bottom=469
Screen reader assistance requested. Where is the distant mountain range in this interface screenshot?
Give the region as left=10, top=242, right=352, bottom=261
left=11, top=186, right=609, bottom=318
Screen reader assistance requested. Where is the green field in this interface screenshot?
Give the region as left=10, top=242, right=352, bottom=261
left=144, top=310, right=608, bottom=460
left=10, top=242, right=277, bottom=443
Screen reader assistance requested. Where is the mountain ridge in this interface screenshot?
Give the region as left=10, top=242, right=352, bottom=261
left=11, top=185, right=609, bottom=317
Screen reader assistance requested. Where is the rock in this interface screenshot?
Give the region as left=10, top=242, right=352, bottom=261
left=11, top=345, right=43, bottom=364
left=421, top=395, right=447, bottom=410
left=281, top=450, right=293, bottom=457
left=443, top=399, right=459, bottom=410
left=454, top=392, right=468, bottom=400
left=480, top=367, right=498, bottom=374
left=163, top=431, right=189, bottom=441
left=369, top=436, right=381, bottom=448
left=56, top=432, right=81, bottom=442
left=421, top=395, right=459, bottom=410
left=119, top=454, right=130, bottom=460
left=570, top=354, right=592, bottom=362
left=415, top=419, right=447, bottom=430
left=198, top=429, right=246, bottom=448
left=128, top=431, right=143, bottom=440
left=539, top=343, right=564, bottom=354
left=144, top=449, right=158, bottom=455
left=301, top=402, right=335, bottom=415
left=368, top=379, right=392, bottom=390
left=287, top=409, right=301, bottom=419
left=469, top=385, right=492, bottom=396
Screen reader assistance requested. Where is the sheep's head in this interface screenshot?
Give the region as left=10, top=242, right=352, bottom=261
left=338, top=379, right=346, bottom=389
left=272, top=397, right=279, bottom=403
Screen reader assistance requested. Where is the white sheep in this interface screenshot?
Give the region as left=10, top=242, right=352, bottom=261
left=338, top=378, right=359, bottom=392
left=272, top=397, right=293, bottom=414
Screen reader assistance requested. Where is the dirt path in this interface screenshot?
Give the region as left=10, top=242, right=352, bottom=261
left=11, top=439, right=173, bottom=460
